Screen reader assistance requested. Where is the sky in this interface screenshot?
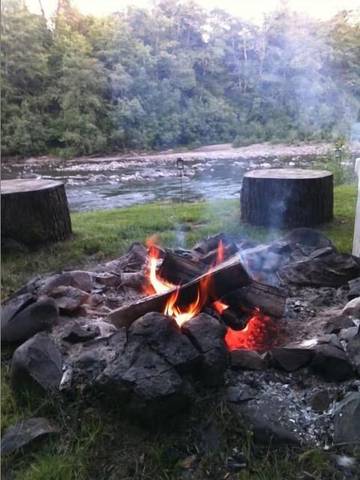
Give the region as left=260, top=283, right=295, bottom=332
left=27, top=0, right=360, bottom=22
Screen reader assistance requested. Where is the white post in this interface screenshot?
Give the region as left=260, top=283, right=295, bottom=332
left=353, top=158, right=360, bottom=256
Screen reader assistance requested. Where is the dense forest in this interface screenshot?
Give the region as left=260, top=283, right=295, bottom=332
left=1, top=0, right=360, bottom=158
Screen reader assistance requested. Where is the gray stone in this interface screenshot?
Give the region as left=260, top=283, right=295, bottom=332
left=11, top=333, right=63, bottom=392
left=347, top=331, right=360, bottom=375
left=310, top=344, right=355, bottom=381
left=1, top=417, right=59, bottom=455
left=343, top=297, right=360, bottom=318
left=104, top=242, right=147, bottom=273
left=230, top=394, right=301, bottom=445
left=2, top=298, right=58, bottom=344
left=128, top=312, right=200, bottom=372
left=226, top=385, right=258, bottom=403
left=48, top=285, right=89, bottom=314
left=334, top=392, right=360, bottom=444
left=230, top=349, right=268, bottom=370
left=310, top=390, right=332, bottom=413
left=348, top=277, right=360, bottom=300
left=1, top=293, right=34, bottom=327
left=39, top=271, right=93, bottom=295
left=271, top=347, right=314, bottom=372
left=62, top=323, right=100, bottom=343
left=182, top=313, right=228, bottom=386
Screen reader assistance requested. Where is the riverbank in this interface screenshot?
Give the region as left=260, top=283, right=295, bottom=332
left=2, top=184, right=356, bottom=298
left=3, top=141, right=360, bottom=167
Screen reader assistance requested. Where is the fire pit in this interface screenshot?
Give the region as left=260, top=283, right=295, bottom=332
left=3, top=229, right=360, bottom=445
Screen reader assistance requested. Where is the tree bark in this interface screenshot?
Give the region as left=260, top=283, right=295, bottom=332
left=2, top=179, right=72, bottom=245
left=241, top=169, right=333, bottom=228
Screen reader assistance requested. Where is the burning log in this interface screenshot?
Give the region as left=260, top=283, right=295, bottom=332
left=158, top=251, right=205, bottom=284
left=221, top=283, right=286, bottom=319
left=109, top=254, right=286, bottom=328
left=109, top=255, right=252, bottom=328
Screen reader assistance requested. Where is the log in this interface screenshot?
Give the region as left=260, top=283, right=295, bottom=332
left=241, top=169, right=333, bottom=228
left=221, top=283, right=286, bottom=318
left=1, top=179, right=72, bottom=245
left=109, top=255, right=252, bottom=328
left=159, top=251, right=205, bottom=285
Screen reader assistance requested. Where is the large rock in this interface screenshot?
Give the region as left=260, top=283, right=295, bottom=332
left=230, top=349, right=268, bottom=370
left=347, top=330, right=360, bottom=375
left=11, top=333, right=63, bottom=392
left=128, top=312, right=200, bottom=372
left=279, top=252, right=360, bottom=288
left=1, top=297, right=58, bottom=344
left=229, top=393, right=301, bottom=445
left=1, top=417, right=59, bottom=455
left=348, top=277, right=360, bottom=300
left=334, top=392, right=360, bottom=444
left=182, top=313, right=228, bottom=386
left=39, top=271, right=93, bottom=295
left=270, top=347, right=314, bottom=372
left=342, top=297, right=360, bottom=318
left=104, top=243, right=147, bottom=273
left=310, top=343, right=354, bottom=381
left=48, top=285, right=89, bottom=314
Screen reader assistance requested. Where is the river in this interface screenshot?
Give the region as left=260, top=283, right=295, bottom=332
left=2, top=143, right=356, bottom=212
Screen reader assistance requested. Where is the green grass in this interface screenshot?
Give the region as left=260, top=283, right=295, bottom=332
left=2, top=184, right=356, bottom=298
left=1, top=184, right=357, bottom=479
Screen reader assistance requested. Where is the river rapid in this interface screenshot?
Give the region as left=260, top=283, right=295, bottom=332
left=2, top=143, right=357, bottom=212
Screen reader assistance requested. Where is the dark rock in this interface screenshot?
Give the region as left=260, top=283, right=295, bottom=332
left=226, top=385, right=258, bottom=403
left=11, top=333, right=63, bottom=392
left=310, top=390, right=332, bottom=413
left=230, top=394, right=301, bottom=445
left=282, top=229, right=334, bottom=251
left=230, top=349, right=268, bottom=370
left=279, top=252, right=360, bottom=288
left=339, top=326, right=359, bottom=342
left=1, top=417, right=59, bottom=455
left=310, top=344, right=355, bottom=381
left=334, top=392, right=360, bottom=444
left=342, top=297, right=360, bottom=317
left=347, top=331, right=360, bottom=375
left=1, top=293, right=34, bottom=326
left=48, top=285, right=89, bottom=314
left=270, top=347, right=314, bottom=372
left=39, top=271, right=93, bottom=295
left=182, top=313, right=228, bottom=386
left=94, top=272, right=121, bottom=287
left=62, top=323, right=100, bottom=343
left=128, top=312, right=200, bottom=372
left=104, top=242, right=147, bottom=273
left=324, top=314, right=355, bottom=334
left=98, top=342, right=191, bottom=420
left=2, top=297, right=58, bottom=344
left=348, top=277, right=360, bottom=300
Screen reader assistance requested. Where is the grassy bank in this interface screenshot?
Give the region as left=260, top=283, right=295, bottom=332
left=2, top=184, right=356, bottom=298
left=1, top=184, right=357, bottom=480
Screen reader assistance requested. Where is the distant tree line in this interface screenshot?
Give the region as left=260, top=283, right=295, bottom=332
left=1, top=0, right=360, bottom=158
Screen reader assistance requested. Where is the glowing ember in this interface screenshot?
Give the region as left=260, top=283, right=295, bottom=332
left=213, top=300, right=229, bottom=315
left=225, top=309, right=278, bottom=352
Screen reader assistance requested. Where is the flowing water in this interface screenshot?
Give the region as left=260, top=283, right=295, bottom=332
left=1, top=144, right=354, bottom=212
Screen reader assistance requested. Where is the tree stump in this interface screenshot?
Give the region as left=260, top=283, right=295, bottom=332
left=241, top=169, right=333, bottom=228
left=1, top=179, right=72, bottom=245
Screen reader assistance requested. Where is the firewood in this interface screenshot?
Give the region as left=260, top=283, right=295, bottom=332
left=109, top=255, right=252, bottom=328
left=158, top=251, right=205, bottom=284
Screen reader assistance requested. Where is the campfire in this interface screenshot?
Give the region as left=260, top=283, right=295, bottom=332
left=4, top=228, right=360, bottom=445
left=141, top=236, right=281, bottom=351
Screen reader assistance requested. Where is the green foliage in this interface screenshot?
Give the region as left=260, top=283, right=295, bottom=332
left=1, top=0, right=360, bottom=157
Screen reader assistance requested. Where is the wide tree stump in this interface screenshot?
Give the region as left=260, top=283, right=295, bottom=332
left=1, top=179, right=72, bottom=245
left=241, top=169, right=333, bottom=228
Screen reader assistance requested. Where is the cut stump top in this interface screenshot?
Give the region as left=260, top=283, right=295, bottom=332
left=1, top=179, right=64, bottom=195
left=244, top=169, right=332, bottom=180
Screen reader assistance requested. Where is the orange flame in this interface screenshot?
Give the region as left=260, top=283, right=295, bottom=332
left=145, top=238, right=226, bottom=326
left=213, top=300, right=229, bottom=315
left=225, top=309, right=278, bottom=352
